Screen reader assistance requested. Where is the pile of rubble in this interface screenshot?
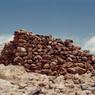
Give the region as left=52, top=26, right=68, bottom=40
left=0, top=29, right=95, bottom=76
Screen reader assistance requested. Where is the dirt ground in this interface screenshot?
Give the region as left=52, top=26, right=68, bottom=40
left=0, top=64, right=95, bottom=95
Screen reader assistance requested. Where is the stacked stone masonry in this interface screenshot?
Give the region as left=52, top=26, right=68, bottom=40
left=0, top=29, right=95, bottom=76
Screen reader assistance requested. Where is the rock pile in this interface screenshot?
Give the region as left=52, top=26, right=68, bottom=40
left=0, top=29, right=95, bottom=76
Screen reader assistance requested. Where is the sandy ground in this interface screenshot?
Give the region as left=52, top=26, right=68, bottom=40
left=0, top=64, right=95, bottom=95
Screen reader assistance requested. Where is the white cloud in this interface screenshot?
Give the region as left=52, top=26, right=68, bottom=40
left=0, top=35, right=14, bottom=50
left=83, top=36, right=95, bottom=54
left=0, top=35, right=13, bottom=44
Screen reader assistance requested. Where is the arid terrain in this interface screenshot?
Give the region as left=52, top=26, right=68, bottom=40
left=0, top=64, right=95, bottom=95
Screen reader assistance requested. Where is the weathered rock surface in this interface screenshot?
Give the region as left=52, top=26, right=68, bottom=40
left=0, top=64, right=95, bottom=95
left=0, top=64, right=27, bottom=81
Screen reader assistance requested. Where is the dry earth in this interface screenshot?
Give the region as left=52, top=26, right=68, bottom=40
left=0, top=64, right=95, bottom=95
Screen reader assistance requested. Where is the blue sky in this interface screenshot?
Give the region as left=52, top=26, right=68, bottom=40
left=0, top=0, right=95, bottom=48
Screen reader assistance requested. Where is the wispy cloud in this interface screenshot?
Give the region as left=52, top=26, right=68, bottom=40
left=83, top=36, right=95, bottom=54
left=0, top=35, right=13, bottom=44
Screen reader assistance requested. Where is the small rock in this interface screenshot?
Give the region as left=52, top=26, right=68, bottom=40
left=28, top=87, right=41, bottom=95
left=67, top=67, right=77, bottom=74
left=18, top=83, right=27, bottom=89
left=43, top=64, right=50, bottom=69
left=17, top=47, right=26, bottom=53
left=80, top=84, right=89, bottom=90
left=76, top=67, right=86, bottom=74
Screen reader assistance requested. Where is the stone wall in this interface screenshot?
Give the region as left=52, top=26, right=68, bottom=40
left=0, top=29, right=95, bottom=76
